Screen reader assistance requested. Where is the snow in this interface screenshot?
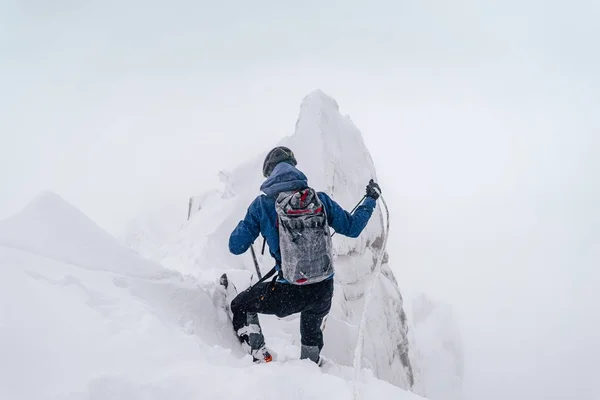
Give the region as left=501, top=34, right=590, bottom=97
left=123, top=89, right=416, bottom=388
left=0, top=191, right=169, bottom=279
left=0, top=90, right=462, bottom=399
left=0, top=191, right=423, bottom=400
left=409, top=294, right=464, bottom=400
left=122, top=90, right=464, bottom=398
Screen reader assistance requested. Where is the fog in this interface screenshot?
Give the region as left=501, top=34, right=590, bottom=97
left=1, top=1, right=598, bottom=399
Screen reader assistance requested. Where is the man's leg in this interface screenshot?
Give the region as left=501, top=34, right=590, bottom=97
left=299, top=279, right=334, bottom=363
left=230, top=281, right=301, bottom=358
left=230, top=282, right=269, bottom=352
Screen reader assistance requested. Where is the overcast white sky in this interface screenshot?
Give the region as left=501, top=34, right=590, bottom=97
left=1, top=1, right=598, bottom=399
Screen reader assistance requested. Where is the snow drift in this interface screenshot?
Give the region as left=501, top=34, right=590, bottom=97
left=0, top=191, right=423, bottom=400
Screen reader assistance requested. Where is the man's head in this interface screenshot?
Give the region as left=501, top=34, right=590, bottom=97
left=262, top=146, right=297, bottom=177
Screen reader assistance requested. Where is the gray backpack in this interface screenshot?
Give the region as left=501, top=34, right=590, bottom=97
left=275, top=188, right=334, bottom=285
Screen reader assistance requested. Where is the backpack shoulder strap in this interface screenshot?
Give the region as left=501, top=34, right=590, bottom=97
left=254, top=266, right=278, bottom=285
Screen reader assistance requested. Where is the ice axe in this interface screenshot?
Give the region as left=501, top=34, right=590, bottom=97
left=250, top=244, right=263, bottom=279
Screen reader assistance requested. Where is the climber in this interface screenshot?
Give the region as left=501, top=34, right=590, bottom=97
left=228, top=146, right=381, bottom=364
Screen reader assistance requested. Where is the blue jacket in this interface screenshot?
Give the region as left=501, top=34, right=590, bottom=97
left=228, top=162, right=376, bottom=272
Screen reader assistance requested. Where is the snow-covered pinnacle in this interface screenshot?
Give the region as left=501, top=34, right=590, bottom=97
left=288, top=90, right=376, bottom=203
left=0, top=191, right=169, bottom=278
left=139, top=90, right=415, bottom=390
left=284, top=91, right=415, bottom=389
left=299, top=89, right=340, bottom=115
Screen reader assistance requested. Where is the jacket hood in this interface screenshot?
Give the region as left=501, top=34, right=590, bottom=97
left=260, top=162, right=308, bottom=197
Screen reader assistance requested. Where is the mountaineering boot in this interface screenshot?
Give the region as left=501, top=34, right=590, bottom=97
left=251, top=345, right=273, bottom=363
left=237, top=323, right=272, bottom=363
left=300, top=344, right=320, bottom=364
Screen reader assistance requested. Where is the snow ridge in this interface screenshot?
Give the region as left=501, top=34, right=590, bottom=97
left=0, top=191, right=169, bottom=278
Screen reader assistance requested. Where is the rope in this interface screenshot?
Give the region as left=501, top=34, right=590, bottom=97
left=352, top=195, right=390, bottom=400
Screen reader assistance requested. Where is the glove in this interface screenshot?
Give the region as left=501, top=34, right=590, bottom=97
left=366, top=179, right=381, bottom=200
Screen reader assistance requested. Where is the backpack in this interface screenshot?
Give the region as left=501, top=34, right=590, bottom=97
left=275, top=187, right=334, bottom=285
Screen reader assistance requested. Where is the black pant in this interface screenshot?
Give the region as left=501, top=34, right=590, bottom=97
left=231, top=278, right=334, bottom=357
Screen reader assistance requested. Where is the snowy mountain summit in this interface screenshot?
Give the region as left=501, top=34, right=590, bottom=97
left=134, top=89, right=417, bottom=389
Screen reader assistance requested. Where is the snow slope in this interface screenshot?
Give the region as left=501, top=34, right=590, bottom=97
left=0, top=191, right=423, bottom=400
left=124, top=90, right=417, bottom=390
